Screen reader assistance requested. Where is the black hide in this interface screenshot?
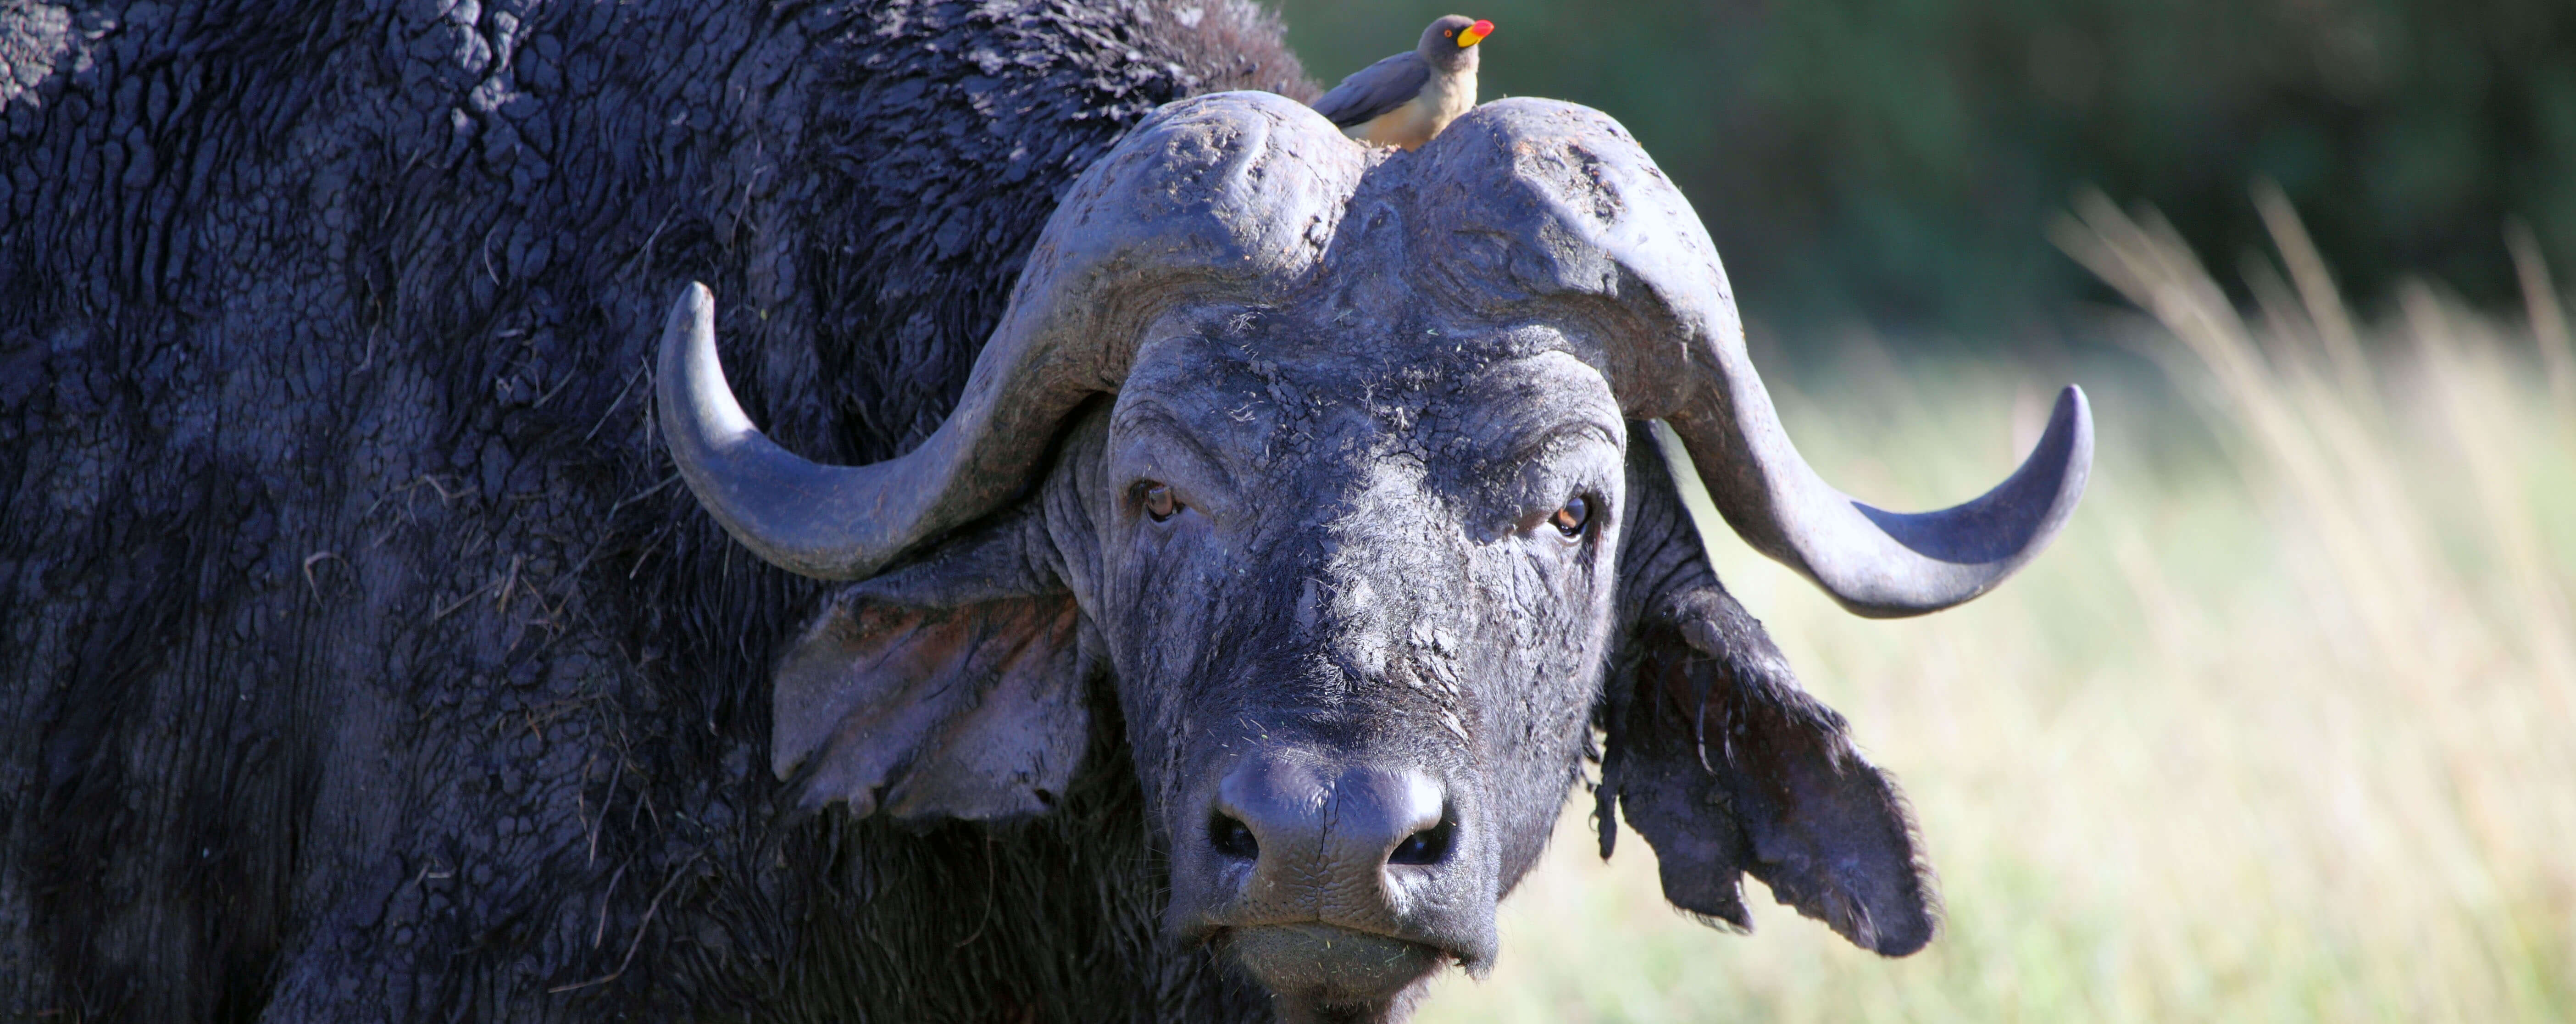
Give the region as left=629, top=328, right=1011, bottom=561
left=0, top=0, right=1309, bottom=1019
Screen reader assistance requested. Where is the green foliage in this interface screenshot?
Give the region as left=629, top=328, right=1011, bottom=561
left=1277, top=0, right=2576, bottom=334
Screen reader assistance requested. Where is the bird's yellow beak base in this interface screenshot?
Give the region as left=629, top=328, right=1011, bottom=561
left=1458, top=20, right=1492, bottom=47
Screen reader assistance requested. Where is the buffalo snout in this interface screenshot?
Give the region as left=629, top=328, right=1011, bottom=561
left=1173, top=748, right=1499, bottom=1011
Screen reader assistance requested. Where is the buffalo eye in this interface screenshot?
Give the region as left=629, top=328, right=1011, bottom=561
left=1141, top=482, right=1179, bottom=522
left=1550, top=495, right=1591, bottom=538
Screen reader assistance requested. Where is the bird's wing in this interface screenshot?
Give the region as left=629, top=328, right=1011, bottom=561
left=1310, top=52, right=1433, bottom=128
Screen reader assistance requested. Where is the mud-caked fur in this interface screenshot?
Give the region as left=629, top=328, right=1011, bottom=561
left=0, top=1, right=1311, bottom=1019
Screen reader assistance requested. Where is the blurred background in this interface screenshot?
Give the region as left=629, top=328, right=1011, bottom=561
left=1274, top=1, right=2576, bottom=1020
left=1284, top=0, right=2576, bottom=337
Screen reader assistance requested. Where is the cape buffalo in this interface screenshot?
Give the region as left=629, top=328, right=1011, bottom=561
left=0, top=1, right=2088, bottom=1021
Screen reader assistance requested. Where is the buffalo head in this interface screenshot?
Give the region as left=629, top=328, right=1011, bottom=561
left=658, top=93, right=2089, bottom=1021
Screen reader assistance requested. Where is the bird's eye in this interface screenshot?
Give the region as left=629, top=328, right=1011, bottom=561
left=1551, top=495, right=1591, bottom=538
left=1444, top=29, right=1455, bottom=37
left=1142, top=482, right=1179, bottom=522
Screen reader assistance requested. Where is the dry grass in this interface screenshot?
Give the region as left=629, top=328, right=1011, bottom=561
left=1419, top=195, right=2576, bottom=1023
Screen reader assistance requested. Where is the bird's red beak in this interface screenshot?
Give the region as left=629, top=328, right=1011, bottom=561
left=1458, top=20, right=1493, bottom=47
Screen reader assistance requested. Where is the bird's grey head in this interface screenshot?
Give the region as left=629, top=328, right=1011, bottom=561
left=1418, top=14, right=1489, bottom=72
left=659, top=92, right=2090, bottom=1022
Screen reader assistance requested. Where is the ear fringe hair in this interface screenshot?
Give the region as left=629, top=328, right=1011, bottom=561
left=1674, top=906, right=1752, bottom=937
left=1874, top=762, right=1946, bottom=951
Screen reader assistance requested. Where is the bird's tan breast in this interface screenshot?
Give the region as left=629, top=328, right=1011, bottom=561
left=1344, top=66, right=1478, bottom=151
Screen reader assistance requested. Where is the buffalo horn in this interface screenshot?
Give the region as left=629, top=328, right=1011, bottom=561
left=657, top=94, right=1360, bottom=580
left=1438, top=100, right=2093, bottom=618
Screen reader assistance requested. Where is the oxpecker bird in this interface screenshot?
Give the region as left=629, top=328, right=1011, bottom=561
left=1310, top=15, right=1493, bottom=150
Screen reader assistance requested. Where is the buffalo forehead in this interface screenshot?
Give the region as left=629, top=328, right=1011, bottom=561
left=1117, top=326, right=1616, bottom=478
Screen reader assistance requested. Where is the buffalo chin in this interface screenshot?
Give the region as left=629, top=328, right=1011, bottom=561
left=1228, top=924, right=1453, bottom=1022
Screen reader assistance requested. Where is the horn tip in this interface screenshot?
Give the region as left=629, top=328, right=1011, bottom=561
left=2045, top=383, right=2096, bottom=506
left=1826, top=380, right=2096, bottom=619
left=657, top=277, right=758, bottom=472
left=2054, top=383, right=2091, bottom=427
left=670, top=280, right=716, bottom=335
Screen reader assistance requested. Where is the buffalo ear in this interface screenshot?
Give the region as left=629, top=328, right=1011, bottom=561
left=1599, top=440, right=1937, bottom=956
left=772, top=511, right=1094, bottom=823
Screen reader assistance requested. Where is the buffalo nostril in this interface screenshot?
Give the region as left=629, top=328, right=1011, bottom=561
left=1209, top=813, right=1260, bottom=861
left=1386, top=818, right=1452, bottom=866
